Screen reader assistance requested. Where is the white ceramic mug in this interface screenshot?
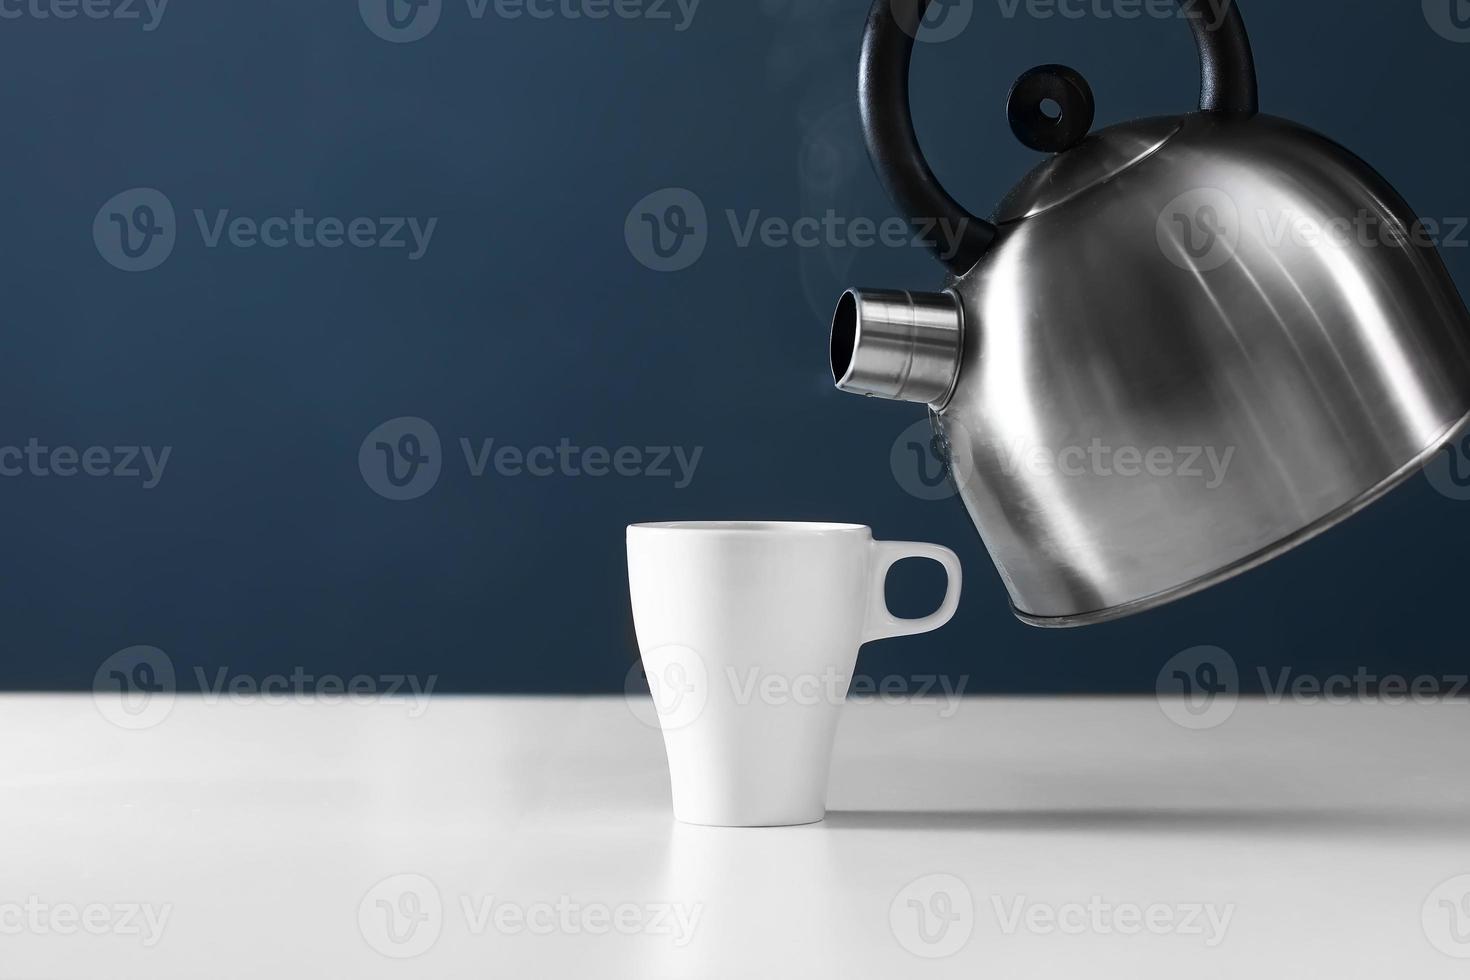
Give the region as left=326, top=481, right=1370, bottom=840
left=626, top=521, right=962, bottom=827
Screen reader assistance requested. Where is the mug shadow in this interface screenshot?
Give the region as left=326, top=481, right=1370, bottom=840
left=824, top=805, right=1470, bottom=839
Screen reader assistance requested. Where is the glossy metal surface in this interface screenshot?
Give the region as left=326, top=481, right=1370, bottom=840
left=929, top=113, right=1470, bottom=623
left=832, top=289, right=963, bottom=405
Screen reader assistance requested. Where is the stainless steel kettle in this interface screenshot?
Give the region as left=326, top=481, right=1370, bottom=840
left=831, top=0, right=1470, bottom=626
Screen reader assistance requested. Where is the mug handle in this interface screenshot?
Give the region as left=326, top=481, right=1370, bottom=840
left=863, top=540, right=962, bottom=643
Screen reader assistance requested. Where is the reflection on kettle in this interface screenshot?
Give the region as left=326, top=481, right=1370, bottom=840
left=832, top=0, right=1470, bottom=626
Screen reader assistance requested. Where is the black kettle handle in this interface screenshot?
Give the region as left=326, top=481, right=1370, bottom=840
left=860, top=0, right=1259, bottom=274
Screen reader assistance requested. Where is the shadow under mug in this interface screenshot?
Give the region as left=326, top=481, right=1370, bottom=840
left=627, top=521, right=962, bottom=826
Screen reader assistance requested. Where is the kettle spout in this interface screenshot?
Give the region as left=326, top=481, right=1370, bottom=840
left=829, top=288, right=963, bottom=408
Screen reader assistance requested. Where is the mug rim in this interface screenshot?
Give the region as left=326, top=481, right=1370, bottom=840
left=628, top=521, right=870, bottom=535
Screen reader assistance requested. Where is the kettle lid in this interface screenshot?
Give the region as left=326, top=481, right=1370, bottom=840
left=857, top=0, right=1258, bottom=273
left=992, top=117, right=1183, bottom=225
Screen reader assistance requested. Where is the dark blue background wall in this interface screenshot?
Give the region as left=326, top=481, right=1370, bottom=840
left=3, top=0, right=1469, bottom=693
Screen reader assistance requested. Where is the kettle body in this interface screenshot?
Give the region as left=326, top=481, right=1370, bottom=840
left=832, top=1, right=1470, bottom=625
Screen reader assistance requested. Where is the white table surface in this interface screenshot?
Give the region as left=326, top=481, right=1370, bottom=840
left=3, top=692, right=1469, bottom=978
